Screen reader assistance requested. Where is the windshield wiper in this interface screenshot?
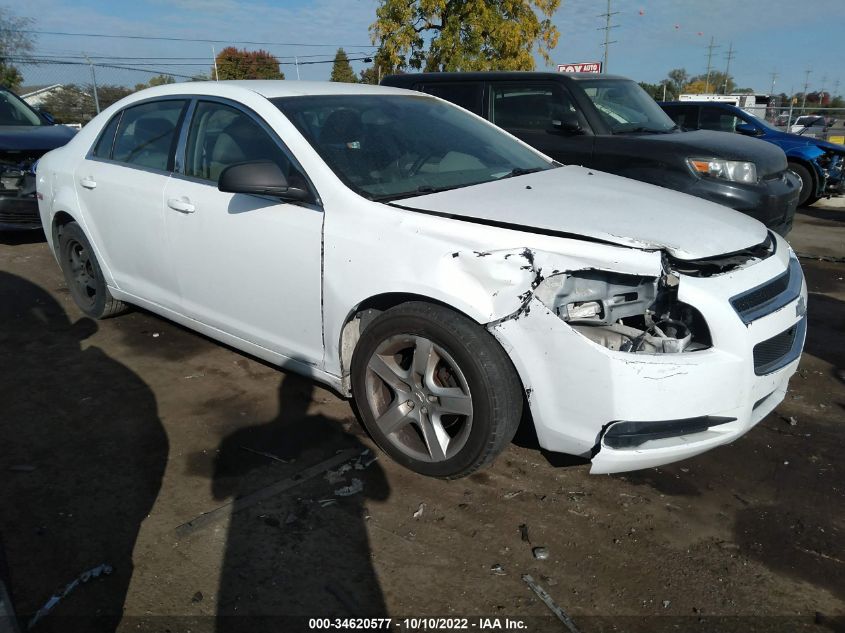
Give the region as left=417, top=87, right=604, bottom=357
left=497, top=166, right=545, bottom=179
left=372, top=184, right=464, bottom=203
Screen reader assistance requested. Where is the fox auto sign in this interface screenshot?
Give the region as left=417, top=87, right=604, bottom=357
left=557, top=62, right=602, bottom=73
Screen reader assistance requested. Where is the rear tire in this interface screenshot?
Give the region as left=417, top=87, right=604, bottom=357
left=57, top=222, right=127, bottom=319
left=351, top=302, right=523, bottom=479
left=789, top=162, right=817, bottom=207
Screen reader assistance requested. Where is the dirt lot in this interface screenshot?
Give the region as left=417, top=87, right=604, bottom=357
left=1, top=207, right=843, bottom=633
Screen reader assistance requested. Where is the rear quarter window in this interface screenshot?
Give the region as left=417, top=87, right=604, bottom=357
left=419, top=83, right=484, bottom=115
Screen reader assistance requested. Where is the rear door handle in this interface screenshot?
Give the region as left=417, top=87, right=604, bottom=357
left=79, top=177, right=97, bottom=189
left=167, top=197, right=196, bottom=214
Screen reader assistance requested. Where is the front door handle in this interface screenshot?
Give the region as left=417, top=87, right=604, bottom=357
left=79, top=177, right=97, bottom=189
left=167, top=197, right=196, bottom=214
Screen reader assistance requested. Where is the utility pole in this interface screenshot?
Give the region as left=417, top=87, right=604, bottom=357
left=722, top=42, right=735, bottom=95
left=769, top=70, right=778, bottom=96
left=212, top=46, right=219, bottom=81
left=295, top=55, right=301, bottom=80
left=801, top=68, right=812, bottom=111
left=597, top=0, right=619, bottom=73
left=704, top=37, right=720, bottom=93
left=84, top=54, right=100, bottom=114
left=819, top=74, right=827, bottom=103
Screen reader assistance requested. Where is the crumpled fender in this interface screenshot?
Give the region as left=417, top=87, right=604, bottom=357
left=443, top=245, right=663, bottom=324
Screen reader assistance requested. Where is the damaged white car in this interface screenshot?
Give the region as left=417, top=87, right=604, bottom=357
left=36, top=81, right=807, bottom=478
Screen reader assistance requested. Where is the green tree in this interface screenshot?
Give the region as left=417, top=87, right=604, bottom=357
left=0, top=7, right=35, bottom=91
left=38, top=85, right=95, bottom=124
left=213, top=47, right=284, bottom=80
left=370, top=0, right=561, bottom=72
left=663, top=68, right=688, bottom=100
left=359, top=51, right=391, bottom=84
left=133, top=74, right=176, bottom=92
left=330, top=48, right=357, bottom=83
left=638, top=81, right=663, bottom=101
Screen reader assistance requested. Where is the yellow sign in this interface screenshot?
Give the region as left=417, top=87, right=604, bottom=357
left=828, top=135, right=845, bottom=145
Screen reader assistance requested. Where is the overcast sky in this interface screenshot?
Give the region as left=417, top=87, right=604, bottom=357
left=15, top=0, right=845, bottom=95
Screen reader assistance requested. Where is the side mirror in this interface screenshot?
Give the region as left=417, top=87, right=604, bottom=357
left=551, top=118, right=582, bottom=134
left=218, top=161, right=310, bottom=202
left=735, top=122, right=759, bottom=136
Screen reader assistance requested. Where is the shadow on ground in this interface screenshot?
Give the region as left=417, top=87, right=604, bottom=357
left=0, top=272, right=168, bottom=633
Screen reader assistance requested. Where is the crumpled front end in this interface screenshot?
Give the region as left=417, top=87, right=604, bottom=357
left=0, top=151, right=43, bottom=230
left=485, top=233, right=806, bottom=474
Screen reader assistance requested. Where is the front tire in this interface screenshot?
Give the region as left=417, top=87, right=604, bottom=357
left=57, top=222, right=127, bottom=319
left=351, top=302, right=523, bottom=479
left=789, top=162, right=818, bottom=207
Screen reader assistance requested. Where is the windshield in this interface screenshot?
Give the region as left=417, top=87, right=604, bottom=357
left=273, top=94, right=553, bottom=201
left=0, top=90, right=44, bottom=126
left=577, top=79, right=676, bottom=133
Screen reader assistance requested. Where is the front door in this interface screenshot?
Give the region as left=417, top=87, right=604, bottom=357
left=489, top=82, right=595, bottom=166
left=162, top=99, right=324, bottom=365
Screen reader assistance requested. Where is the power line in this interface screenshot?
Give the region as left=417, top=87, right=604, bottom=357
left=801, top=68, right=811, bottom=110
left=597, top=0, right=619, bottom=73
left=13, top=29, right=377, bottom=49
left=704, top=36, right=720, bottom=93
left=769, top=70, right=778, bottom=95
left=722, top=42, right=735, bottom=95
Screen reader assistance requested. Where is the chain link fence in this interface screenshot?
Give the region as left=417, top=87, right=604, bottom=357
left=762, top=105, right=845, bottom=143
left=12, top=60, right=204, bottom=127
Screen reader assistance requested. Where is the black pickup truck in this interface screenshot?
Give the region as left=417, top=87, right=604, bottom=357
left=382, top=72, right=800, bottom=235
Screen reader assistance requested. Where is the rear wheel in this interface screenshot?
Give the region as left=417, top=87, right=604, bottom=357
left=351, top=302, right=523, bottom=479
left=789, top=162, right=819, bottom=207
left=58, top=222, right=127, bottom=319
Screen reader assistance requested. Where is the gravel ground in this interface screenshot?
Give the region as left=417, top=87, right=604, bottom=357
left=0, top=207, right=842, bottom=633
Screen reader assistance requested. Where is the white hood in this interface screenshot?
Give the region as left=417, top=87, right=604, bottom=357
left=394, top=166, right=768, bottom=260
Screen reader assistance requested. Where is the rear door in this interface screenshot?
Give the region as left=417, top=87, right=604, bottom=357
left=74, top=98, right=187, bottom=309
left=488, top=82, right=594, bottom=166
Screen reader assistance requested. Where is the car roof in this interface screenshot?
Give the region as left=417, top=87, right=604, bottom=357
left=115, top=80, right=415, bottom=101
left=382, top=71, right=631, bottom=83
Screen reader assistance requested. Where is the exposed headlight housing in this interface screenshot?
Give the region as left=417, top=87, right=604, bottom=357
left=687, top=158, right=757, bottom=184
left=534, top=269, right=710, bottom=354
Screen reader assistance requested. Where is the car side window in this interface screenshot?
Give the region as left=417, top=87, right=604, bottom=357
left=184, top=101, right=298, bottom=184
left=664, top=105, right=698, bottom=130
left=699, top=107, right=740, bottom=133
left=491, top=84, right=580, bottom=133
left=419, top=83, right=483, bottom=115
left=112, top=100, right=187, bottom=171
left=91, top=112, right=121, bottom=158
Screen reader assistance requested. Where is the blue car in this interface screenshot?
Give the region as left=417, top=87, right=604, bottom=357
left=660, top=101, right=845, bottom=207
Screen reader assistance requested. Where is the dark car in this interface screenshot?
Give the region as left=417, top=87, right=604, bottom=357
left=382, top=72, right=800, bottom=236
left=660, top=100, right=845, bottom=207
left=0, top=87, right=76, bottom=230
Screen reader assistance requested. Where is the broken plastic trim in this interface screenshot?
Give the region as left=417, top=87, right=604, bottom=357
left=603, top=416, right=736, bottom=449
left=535, top=269, right=708, bottom=353
left=666, top=232, right=775, bottom=277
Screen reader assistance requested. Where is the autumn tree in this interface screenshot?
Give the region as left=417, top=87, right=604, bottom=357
left=133, top=74, right=176, bottom=92
left=370, top=0, right=560, bottom=72
left=213, top=47, right=284, bottom=80
left=0, top=7, right=35, bottom=91
left=330, top=48, right=357, bottom=83
left=359, top=51, right=391, bottom=84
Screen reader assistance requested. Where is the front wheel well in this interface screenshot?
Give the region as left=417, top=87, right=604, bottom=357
left=337, top=293, right=481, bottom=392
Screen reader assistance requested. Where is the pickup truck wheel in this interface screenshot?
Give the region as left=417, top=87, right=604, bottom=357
left=789, top=162, right=817, bottom=207
left=58, top=222, right=127, bottom=319
left=351, top=302, right=523, bottom=479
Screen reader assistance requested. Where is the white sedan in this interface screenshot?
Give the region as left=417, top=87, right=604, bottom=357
left=36, top=81, right=807, bottom=477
